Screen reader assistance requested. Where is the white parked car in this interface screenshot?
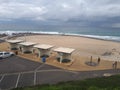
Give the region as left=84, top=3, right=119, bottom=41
left=0, top=51, right=14, bottom=59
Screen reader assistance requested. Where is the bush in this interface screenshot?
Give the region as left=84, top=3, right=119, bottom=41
left=12, top=75, right=120, bottom=90
left=88, top=86, right=99, bottom=90
left=114, top=87, right=120, bottom=90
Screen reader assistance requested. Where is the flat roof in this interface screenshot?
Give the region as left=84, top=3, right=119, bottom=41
left=53, top=47, right=75, bottom=54
left=34, top=44, right=54, bottom=49
left=19, top=42, right=36, bottom=46
left=7, top=40, right=23, bottom=43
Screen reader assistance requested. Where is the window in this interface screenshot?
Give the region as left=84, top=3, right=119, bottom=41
left=4, top=52, right=10, bottom=55
left=0, top=53, right=3, bottom=55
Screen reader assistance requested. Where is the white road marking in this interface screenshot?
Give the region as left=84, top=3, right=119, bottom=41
left=15, top=73, right=20, bottom=88
left=37, top=69, right=66, bottom=72
left=0, top=75, right=5, bottom=83
left=63, top=70, right=78, bottom=74
left=37, top=69, right=78, bottom=74
left=34, top=72, right=36, bottom=85
left=0, top=71, right=34, bottom=76
left=0, top=69, right=78, bottom=76
left=35, top=64, right=45, bottom=71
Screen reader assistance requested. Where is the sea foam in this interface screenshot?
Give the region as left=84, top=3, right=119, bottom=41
left=0, top=30, right=120, bottom=42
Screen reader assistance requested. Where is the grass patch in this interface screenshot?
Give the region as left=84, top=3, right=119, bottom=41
left=12, top=74, right=120, bottom=90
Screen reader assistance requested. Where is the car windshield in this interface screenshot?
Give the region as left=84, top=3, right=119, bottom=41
left=4, top=52, right=10, bottom=55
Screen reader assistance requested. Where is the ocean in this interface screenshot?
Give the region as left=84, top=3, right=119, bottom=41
left=0, top=27, right=120, bottom=42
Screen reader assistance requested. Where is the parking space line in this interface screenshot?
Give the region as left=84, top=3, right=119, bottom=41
left=37, top=69, right=68, bottom=72
left=35, top=64, right=45, bottom=71
left=36, top=69, right=78, bottom=74
left=0, top=71, right=34, bottom=76
left=34, top=72, right=36, bottom=85
left=63, top=70, right=78, bottom=74
left=0, top=69, right=77, bottom=77
left=15, top=73, right=20, bottom=88
left=0, top=75, right=5, bottom=83
left=0, top=69, right=60, bottom=76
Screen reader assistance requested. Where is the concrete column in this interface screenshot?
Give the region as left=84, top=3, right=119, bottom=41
left=60, top=55, right=63, bottom=63
left=59, top=52, right=63, bottom=63
left=22, top=46, right=27, bottom=53
left=38, top=49, right=41, bottom=57
left=22, top=47, right=24, bottom=54
left=32, top=48, right=34, bottom=54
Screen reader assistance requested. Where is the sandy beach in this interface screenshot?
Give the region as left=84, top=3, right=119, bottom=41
left=18, top=35, right=120, bottom=59
left=1, top=34, right=120, bottom=71
left=16, top=35, right=120, bottom=70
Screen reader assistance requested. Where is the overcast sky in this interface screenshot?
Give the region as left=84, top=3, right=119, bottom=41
left=0, top=0, right=120, bottom=28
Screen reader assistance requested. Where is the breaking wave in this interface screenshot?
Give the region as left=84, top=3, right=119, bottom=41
left=0, top=30, right=120, bottom=42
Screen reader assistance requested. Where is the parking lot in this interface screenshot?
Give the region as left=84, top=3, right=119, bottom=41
left=0, top=56, right=77, bottom=90
left=0, top=56, right=120, bottom=90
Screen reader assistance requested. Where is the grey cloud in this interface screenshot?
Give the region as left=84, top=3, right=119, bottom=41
left=0, top=0, right=120, bottom=23
left=41, top=0, right=120, bottom=21
left=0, top=1, right=47, bottom=20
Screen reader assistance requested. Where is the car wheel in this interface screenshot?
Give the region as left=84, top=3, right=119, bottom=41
left=11, top=54, right=14, bottom=56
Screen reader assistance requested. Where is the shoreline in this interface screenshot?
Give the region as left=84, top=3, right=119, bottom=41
left=3, top=32, right=120, bottom=44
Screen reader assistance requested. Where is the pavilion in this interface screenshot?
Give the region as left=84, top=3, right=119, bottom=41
left=7, top=40, right=24, bottom=50
left=18, top=42, right=36, bottom=53
left=33, top=44, right=54, bottom=58
left=53, top=47, right=75, bottom=63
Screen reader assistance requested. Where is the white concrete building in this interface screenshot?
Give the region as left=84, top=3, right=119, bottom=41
left=34, top=44, right=54, bottom=58
left=53, top=47, right=75, bottom=63
left=18, top=42, right=36, bottom=53
left=7, top=40, right=24, bottom=50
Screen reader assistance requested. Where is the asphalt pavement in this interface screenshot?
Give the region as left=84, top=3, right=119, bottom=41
left=0, top=56, right=120, bottom=90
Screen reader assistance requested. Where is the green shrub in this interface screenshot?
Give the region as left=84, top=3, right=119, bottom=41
left=88, top=86, right=99, bottom=90
left=12, top=75, right=120, bottom=90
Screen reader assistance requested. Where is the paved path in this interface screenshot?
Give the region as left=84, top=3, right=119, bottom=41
left=0, top=56, right=120, bottom=90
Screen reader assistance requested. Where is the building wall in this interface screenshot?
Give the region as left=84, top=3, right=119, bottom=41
left=18, top=45, right=33, bottom=53
left=62, top=54, right=71, bottom=59
left=33, top=48, right=52, bottom=57
left=10, top=43, right=18, bottom=50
